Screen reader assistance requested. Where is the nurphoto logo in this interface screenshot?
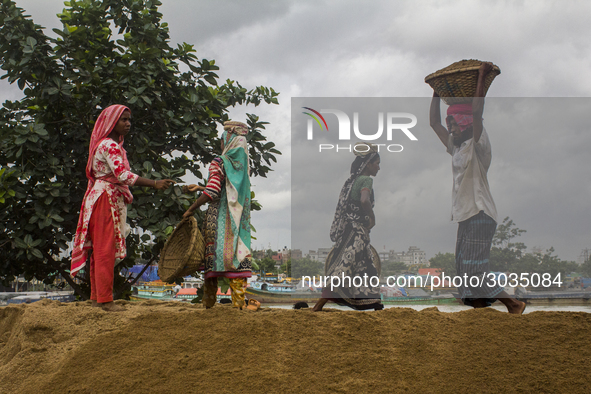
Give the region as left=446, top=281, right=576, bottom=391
left=302, top=107, right=418, bottom=153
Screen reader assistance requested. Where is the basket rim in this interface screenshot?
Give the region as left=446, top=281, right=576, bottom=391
left=158, top=217, right=198, bottom=280
left=424, top=64, right=501, bottom=83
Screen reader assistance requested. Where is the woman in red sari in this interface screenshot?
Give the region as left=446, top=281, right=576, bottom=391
left=71, top=104, right=173, bottom=311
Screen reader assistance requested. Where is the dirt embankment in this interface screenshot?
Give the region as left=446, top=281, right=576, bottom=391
left=1, top=300, right=590, bottom=393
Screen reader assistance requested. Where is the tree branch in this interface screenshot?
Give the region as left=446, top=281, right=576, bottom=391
left=50, top=258, right=87, bottom=300
left=113, top=255, right=156, bottom=299
left=129, top=256, right=156, bottom=287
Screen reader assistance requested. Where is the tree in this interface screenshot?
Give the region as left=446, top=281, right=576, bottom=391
left=257, top=257, right=276, bottom=274
left=490, top=217, right=526, bottom=272
left=581, top=255, right=591, bottom=278
left=380, top=261, right=407, bottom=277
left=291, top=258, right=323, bottom=278
left=492, top=216, right=526, bottom=249
left=428, top=252, right=456, bottom=276
left=489, top=217, right=577, bottom=277
left=0, top=0, right=280, bottom=298
left=280, top=259, right=291, bottom=276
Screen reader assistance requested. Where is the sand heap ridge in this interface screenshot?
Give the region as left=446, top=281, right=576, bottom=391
left=1, top=300, right=590, bottom=393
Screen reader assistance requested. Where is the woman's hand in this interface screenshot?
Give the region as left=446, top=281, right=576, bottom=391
left=182, top=209, right=195, bottom=220
left=155, top=179, right=174, bottom=190
left=183, top=184, right=205, bottom=193
left=478, top=61, right=494, bottom=76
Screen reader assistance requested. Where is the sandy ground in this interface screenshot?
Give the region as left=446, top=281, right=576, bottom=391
left=1, top=299, right=590, bottom=394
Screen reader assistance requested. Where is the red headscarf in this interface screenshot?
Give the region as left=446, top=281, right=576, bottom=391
left=447, top=103, right=473, bottom=132
left=86, top=104, right=131, bottom=186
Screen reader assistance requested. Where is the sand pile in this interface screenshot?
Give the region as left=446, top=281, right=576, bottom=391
left=1, top=300, right=590, bottom=393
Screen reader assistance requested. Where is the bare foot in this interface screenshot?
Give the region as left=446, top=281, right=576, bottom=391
left=91, top=300, right=99, bottom=307
left=496, top=292, right=526, bottom=315
left=509, top=300, right=526, bottom=315
left=100, top=302, right=125, bottom=312
left=312, top=298, right=328, bottom=312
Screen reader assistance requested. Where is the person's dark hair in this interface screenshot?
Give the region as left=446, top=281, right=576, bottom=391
left=350, top=153, right=380, bottom=175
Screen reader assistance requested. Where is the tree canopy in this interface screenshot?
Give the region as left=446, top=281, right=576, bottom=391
left=489, top=217, right=577, bottom=277
left=0, top=0, right=280, bottom=298
left=427, top=252, right=456, bottom=276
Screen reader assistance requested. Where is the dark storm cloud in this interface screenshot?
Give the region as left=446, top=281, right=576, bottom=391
left=2, top=0, right=590, bottom=260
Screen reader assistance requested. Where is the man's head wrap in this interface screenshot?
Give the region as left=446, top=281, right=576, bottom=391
left=447, top=103, right=473, bottom=132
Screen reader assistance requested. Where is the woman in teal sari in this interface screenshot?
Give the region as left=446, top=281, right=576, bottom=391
left=183, top=121, right=252, bottom=308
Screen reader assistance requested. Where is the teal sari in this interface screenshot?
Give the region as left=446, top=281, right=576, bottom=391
left=204, top=124, right=252, bottom=278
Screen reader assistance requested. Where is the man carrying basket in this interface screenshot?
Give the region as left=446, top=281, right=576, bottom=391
left=429, top=62, right=526, bottom=314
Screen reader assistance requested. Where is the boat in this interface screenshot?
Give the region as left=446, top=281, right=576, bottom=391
left=246, top=280, right=461, bottom=305
left=131, top=281, right=175, bottom=300
left=1, top=291, right=76, bottom=305
left=516, top=290, right=591, bottom=306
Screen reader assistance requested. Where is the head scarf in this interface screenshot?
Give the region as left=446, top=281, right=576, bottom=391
left=329, top=143, right=379, bottom=243
left=215, top=121, right=252, bottom=268
left=447, top=103, right=473, bottom=132
left=86, top=104, right=132, bottom=188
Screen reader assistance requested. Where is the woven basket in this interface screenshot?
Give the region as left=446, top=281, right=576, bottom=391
left=158, top=216, right=205, bottom=283
left=425, top=59, right=501, bottom=105
left=324, top=244, right=381, bottom=277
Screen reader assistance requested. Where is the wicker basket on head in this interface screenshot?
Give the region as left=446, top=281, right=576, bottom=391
left=158, top=216, right=205, bottom=283
left=425, top=59, right=501, bottom=105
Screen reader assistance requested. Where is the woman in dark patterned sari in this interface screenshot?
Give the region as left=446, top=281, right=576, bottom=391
left=313, top=143, right=384, bottom=311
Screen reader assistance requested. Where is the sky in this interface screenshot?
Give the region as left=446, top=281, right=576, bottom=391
left=1, top=0, right=590, bottom=262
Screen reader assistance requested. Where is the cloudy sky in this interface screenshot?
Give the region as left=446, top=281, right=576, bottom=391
left=2, top=0, right=590, bottom=262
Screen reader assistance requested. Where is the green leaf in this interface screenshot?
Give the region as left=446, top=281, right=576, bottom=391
left=35, top=127, right=48, bottom=136
left=31, top=248, right=43, bottom=259
left=14, top=238, right=27, bottom=249
left=50, top=213, right=64, bottom=222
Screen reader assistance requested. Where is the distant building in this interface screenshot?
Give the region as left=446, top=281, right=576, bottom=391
left=291, top=249, right=303, bottom=261
left=307, top=250, right=318, bottom=261
left=418, top=268, right=441, bottom=277
left=378, top=250, right=390, bottom=262
left=281, top=247, right=290, bottom=264
left=272, top=254, right=282, bottom=263
left=303, top=246, right=426, bottom=266
left=390, top=246, right=427, bottom=266
left=317, top=248, right=331, bottom=263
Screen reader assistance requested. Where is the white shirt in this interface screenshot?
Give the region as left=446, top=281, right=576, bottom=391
left=447, top=129, right=497, bottom=223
